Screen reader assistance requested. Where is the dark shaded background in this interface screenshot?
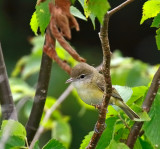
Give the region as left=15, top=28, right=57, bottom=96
left=0, top=0, right=160, bottom=74
left=0, top=0, right=160, bottom=148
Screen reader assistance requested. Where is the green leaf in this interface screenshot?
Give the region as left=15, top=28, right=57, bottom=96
left=80, top=131, right=94, bottom=149
left=33, top=141, right=40, bottom=149
left=70, top=6, right=87, bottom=21
left=140, top=0, right=160, bottom=24
left=30, top=11, right=39, bottom=35
left=10, top=78, right=34, bottom=101
left=156, top=28, right=160, bottom=50
left=52, top=120, right=72, bottom=148
left=0, top=120, right=26, bottom=139
left=143, top=89, right=160, bottom=148
left=96, top=117, right=118, bottom=149
left=78, top=0, right=84, bottom=7
left=127, top=86, right=148, bottom=105
left=36, top=0, right=50, bottom=35
left=139, top=137, right=154, bottom=149
left=42, top=139, right=66, bottom=149
left=0, top=136, right=25, bottom=149
left=0, top=120, right=26, bottom=149
left=90, top=13, right=96, bottom=29
left=134, top=138, right=142, bottom=149
left=151, top=13, right=160, bottom=27
left=87, top=0, right=110, bottom=24
left=106, top=140, right=129, bottom=149
left=114, top=85, right=133, bottom=103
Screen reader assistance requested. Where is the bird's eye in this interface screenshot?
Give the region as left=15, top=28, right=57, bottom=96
left=79, top=74, right=85, bottom=79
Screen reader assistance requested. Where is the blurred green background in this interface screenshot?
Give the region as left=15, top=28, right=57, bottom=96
left=0, top=0, right=160, bottom=149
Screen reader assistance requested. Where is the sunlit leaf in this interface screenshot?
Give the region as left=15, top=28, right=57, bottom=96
left=42, top=139, right=66, bottom=149
left=70, top=6, right=87, bottom=21
left=86, top=0, right=110, bottom=24
left=36, top=0, right=50, bottom=35
left=30, top=11, right=39, bottom=35
left=140, top=0, right=160, bottom=24
left=80, top=131, right=94, bottom=149
left=155, top=28, right=160, bottom=50
left=151, top=13, right=160, bottom=27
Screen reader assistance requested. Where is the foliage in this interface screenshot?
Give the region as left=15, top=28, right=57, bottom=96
left=1, top=0, right=160, bottom=149
left=141, top=0, right=160, bottom=50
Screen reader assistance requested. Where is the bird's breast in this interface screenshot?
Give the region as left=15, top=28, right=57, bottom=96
left=72, top=81, right=103, bottom=105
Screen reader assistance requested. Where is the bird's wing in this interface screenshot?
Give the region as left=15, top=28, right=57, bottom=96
left=96, top=73, right=123, bottom=101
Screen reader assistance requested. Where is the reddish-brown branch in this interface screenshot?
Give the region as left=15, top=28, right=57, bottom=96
left=126, top=67, right=160, bottom=149
left=87, top=0, right=136, bottom=148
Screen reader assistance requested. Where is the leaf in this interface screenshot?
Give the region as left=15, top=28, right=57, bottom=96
left=10, top=78, right=34, bottom=101
left=52, top=120, right=72, bottom=148
left=96, top=117, right=118, bottom=149
left=0, top=136, right=25, bottom=149
left=33, top=141, right=40, bottom=149
left=106, top=140, right=129, bottom=149
left=36, top=0, right=50, bottom=35
left=87, top=0, right=110, bottom=24
left=0, top=120, right=26, bottom=139
left=143, top=89, right=160, bottom=148
left=139, top=137, right=154, bottom=149
left=0, top=120, right=26, bottom=149
left=30, top=11, right=39, bottom=35
left=113, top=85, right=133, bottom=103
left=127, top=86, right=148, bottom=105
left=42, top=139, right=66, bottom=149
left=90, top=13, right=96, bottom=29
left=155, top=28, right=160, bottom=50
left=140, top=0, right=160, bottom=24
left=80, top=131, right=94, bottom=149
left=70, top=6, right=87, bottom=21
left=151, top=13, right=160, bottom=27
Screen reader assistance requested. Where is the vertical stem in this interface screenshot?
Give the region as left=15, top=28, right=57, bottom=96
left=0, top=43, right=17, bottom=120
left=25, top=51, right=52, bottom=145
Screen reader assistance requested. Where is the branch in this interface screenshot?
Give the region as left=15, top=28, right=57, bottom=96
left=0, top=43, right=17, bottom=120
left=25, top=49, right=53, bottom=145
left=87, top=1, right=136, bottom=148
left=126, top=67, right=160, bottom=149
left=86, top=12, right=112, bottom=149
left=108, top=0, right=135, bottom=17
left=29, top=85, right=73, bottom=149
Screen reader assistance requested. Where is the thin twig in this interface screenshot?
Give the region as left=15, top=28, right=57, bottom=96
left=29, top=85, right=73, bottom=149
left=108, top=0, right=135, bottom=17
left=25, top=51, right=53, bottom=145
left=126, top=67, right=160, bottom=149
left=86, top=0, right=136, bottom=148
left=0, top=43, right=17, bottom=120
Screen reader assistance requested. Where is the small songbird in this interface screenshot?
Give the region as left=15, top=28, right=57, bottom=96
left=66, top=62, right=140, bottom=120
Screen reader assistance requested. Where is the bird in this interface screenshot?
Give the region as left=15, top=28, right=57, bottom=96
left=66, top=62, right=140, bottom=120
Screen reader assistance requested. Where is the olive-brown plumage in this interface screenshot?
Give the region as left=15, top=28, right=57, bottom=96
left=66, top=63, right=140, bottom=120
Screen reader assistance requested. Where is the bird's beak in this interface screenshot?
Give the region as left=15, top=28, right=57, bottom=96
left=66, top=78, right=73, bottom=83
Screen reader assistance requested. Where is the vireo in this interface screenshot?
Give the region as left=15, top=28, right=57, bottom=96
left=66, top=63, right=140, bottom=120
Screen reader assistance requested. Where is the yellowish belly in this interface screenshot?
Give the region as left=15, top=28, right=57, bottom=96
left=73, top=81, right=103, bottom=105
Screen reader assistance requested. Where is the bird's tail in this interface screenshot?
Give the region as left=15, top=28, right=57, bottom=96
left=118, top=101, right=140, bottom=120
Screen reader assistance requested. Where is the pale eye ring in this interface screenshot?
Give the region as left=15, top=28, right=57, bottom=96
left=79, top=74, right=85, bottom=79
